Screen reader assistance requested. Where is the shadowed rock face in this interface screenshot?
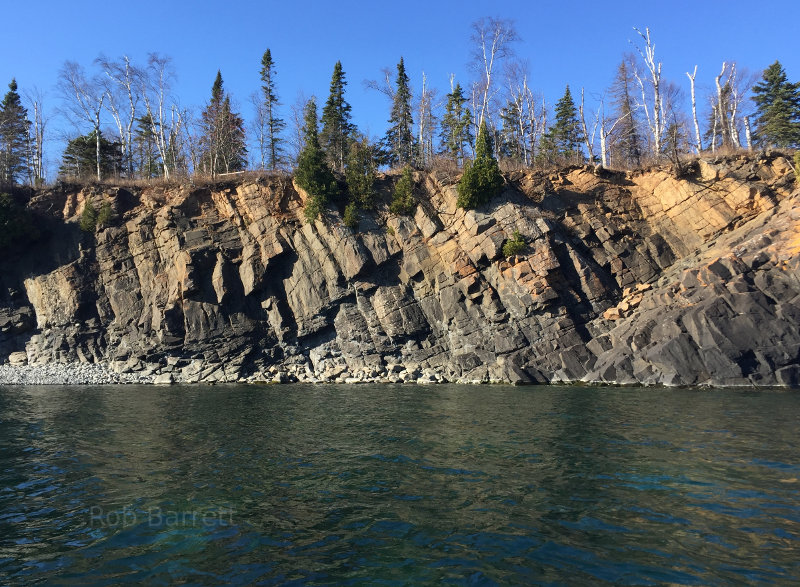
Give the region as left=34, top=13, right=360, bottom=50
left=1, top=152, right=798, bottom=386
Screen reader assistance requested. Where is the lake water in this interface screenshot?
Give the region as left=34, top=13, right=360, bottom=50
left=0, top=384, right=799, bottom=585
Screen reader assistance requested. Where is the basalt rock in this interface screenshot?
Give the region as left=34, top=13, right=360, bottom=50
left=1, top=153, right=798, bottom=386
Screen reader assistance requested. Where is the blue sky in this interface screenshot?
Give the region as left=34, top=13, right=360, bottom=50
left=2, top=0, right=798, bottom=171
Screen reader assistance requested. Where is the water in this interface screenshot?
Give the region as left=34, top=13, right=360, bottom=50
left=0, top=384, right=799, bottom=585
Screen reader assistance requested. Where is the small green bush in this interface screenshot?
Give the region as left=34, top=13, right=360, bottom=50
left=502, top=230, right=526, bottom=258
left=389, top=166, right=416, bottom=215
left=343, top=202, right=359, bottom=231
left=794, top=151, right=800, bottom=180
left=80, top=201, right=97, bottom=232
left=304, top=194, right=326, bottom=223
left=97, top=200, right=114, bottom=228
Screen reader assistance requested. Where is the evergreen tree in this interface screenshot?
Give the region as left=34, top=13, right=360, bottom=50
left=200, top=71, right=247, bottom=175
left=0, top=192, right=38, bottom=251
left=320, top=61, right=355, bottom=172
left=345, top=135, right=376, bottom=209
left=499, top=98, right=525, bottom=162
left=439, top=82, right=472, bottom=165
left=133, top=114, right=161, bottom=178
left=295, top=98, right=337, bottom=222
left=59, top=131, right=123, bottom=180
left=389, top=165, right=416, bottom=215
left=0, top=79, right=30, bottom=185
left=609, top=60, right=642, bottom=167
left=260, top=49, right=286, bottom=170
left=549, top=85, right=583, bottom=161
left=384, top=57, right=414, bottom=167
left=457, top=121, right=503, bottom=209
left=752, top=61, right=800, bottom=148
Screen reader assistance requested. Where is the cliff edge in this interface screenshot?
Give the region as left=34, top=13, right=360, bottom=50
left=1, top=152, right=798, bottom=386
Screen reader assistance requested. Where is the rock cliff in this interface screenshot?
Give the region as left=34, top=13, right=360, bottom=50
left=1, top=152, right=798, bottom=386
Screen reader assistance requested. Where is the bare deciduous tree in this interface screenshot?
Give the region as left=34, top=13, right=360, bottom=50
left=24, top=87, right=48, bottom=186
left=58, top=61, right=106, bottom=180
left=631, top=27, right=664, bottom=157
left=470, top=17, right=519, bottom=127
left=686, top=65, right=702, bottom=153
left=97, top=55, right=141, bottom=176
left=141, top=54, right=182, bottom=178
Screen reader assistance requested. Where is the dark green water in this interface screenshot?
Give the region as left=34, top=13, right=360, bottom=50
left=0, top=384, right=799, bottom=585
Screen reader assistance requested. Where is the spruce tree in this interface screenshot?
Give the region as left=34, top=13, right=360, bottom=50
left=320, top=61, right=355, bottom=172
left=345, top=135, right=376, bottom=209
left=500, top=99, right=524, bottom=162
left=439, top=82, right=473, bottom=164
left=384, top=57, right=414, bottom=167
left=457, top=121, right=503, bottom=209
left=260, top=49, right=286, bottom=170
left=0, top=79, right=30, bottom=185
left=295, top=98, right=337, bottom=222
left=550, top=85, right=583, bottom=162
left=200, top=71, right=247, bottom=175
left=610, top=60, right=642, bottom=167
left=752, top=61, right=800, bottom=148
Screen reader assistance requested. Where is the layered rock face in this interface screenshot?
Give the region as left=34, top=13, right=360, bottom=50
left=1, top=153, right=798, bottom=386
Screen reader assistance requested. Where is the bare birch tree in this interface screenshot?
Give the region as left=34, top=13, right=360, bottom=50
left=470, top=17, right=519, bottom=127
left=579, top=88, right=597, bottom=163
left=686, top=65, right=702, bottom=153
left=58, top=61, right=106, bottom=181
left=141, top=54, right=182, bottom=179
left=417, top=72, right=438, bottom=167
left=24, top=88, right=48, bottom=186
left=631, top=27, right=664, bottom=157
left=97, top=55, right=141, bottom=176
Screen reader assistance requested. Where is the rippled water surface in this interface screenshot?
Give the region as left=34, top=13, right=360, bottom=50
left=1, top=384, right=799, bottom=585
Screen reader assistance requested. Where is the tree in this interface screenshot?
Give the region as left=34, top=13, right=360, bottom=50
left=751, top=60, right=800, bottom=148
left=390, top=165, right=416, bottom=215
left=133, top=113, right=161, bottom=178
left=439, top=80, right=473, bottom=165
left=609, top=59, right=643, bottom=167
left=470, top=17, right=519, bottom=126
left=58, top=61, right=106, bottom=181
left=259, top=49, right=286, bottom=170
left=24, top=87, right=47, bottom=186
left=0, top=80, right=30, bottom=185
left=199, top=71, right=247, bottom=175
left=345, top=135, right=376, bottom=208
left=457, top=121, right=503, bottom=209
left=384, top=57, right=414, bottom=167
left=141, top=54, right=184, bottom=179
left=550, top=85, right=583, bottom=161
left=320, top=61, right=355, bottom=172
left=631, top=27, right=665, bottom=157
left=97, top=55, right=141, bottom=177
left=295, top=98, right=337, bottom=222
left=59, top=131, right=123, bottom=179
left=417, top=72, right=437, bottom=168
left=686, top=65, right=702, bottom=153
left=0, top=193, right=38, bottom=251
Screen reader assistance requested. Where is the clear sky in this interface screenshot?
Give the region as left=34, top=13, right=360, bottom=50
left=2, top=0, right=798, bottom=173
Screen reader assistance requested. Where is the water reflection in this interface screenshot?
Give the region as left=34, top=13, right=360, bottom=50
left=0, top=384, right=798, bottom=584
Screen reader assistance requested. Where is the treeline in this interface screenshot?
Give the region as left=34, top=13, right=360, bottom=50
left=1, top=18, right=799, bottom=190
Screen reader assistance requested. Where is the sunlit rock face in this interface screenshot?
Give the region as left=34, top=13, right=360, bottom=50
left=1, top=152, right=798, bottom=386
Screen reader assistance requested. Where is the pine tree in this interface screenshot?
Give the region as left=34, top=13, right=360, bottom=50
left=752, top=61, right=800, bottom=148
left=499, top=98, right=525, bottom=163
left=260, top=49, right=286, bottom=170
left=295, top=98, right=337, bottom=222
left=549, top=85, right=583, bottom=161
left=384, top=57, right=414, bottom=167
left=320, top=61, right=355, bottom=172
left=457, top=121, right=503, bottom=209
left=439, top=82, right=473, bottom=165
left=0, top=79, right=30, bottom=185
left=200, top=71, right=247, bottom=175
left=609, top=60, right=642, bottom=167
left=133, top=114, right=161, bottom=178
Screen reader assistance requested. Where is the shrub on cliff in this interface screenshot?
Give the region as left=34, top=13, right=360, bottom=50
left=502, top=230, right=526, bottom=258
left=457, top=121, right=503, bottom=209
left=343, top=202, right=359, bottom=231
left=80, top=201, right=97, bottom=232
left=389, top=165, right=416, bottom=215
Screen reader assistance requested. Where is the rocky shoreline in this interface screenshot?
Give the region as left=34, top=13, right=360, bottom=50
left=2, top=153, right=799, bottom=387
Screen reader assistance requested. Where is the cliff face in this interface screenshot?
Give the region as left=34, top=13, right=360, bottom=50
left=1, top=153, right=798, bottom=386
